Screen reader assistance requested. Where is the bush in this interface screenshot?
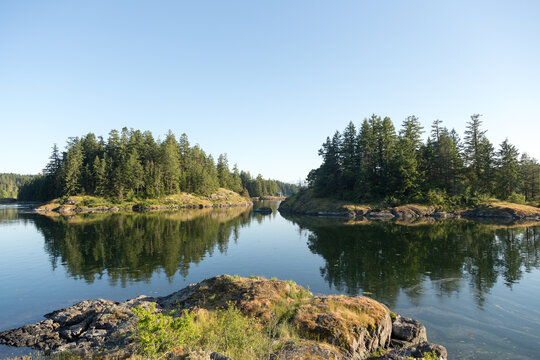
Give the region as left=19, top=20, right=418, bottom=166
left=507, top=192, right=526, bottom=204
left=423, top=189, right=447, bottom=207
left=383, top=195, right=400, bottom=208
left=133, top=303, right=198, bottom=358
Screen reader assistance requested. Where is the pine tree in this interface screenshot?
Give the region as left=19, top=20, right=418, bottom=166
left=63, top=140, right=84, bottom=196
left=519, top=154, right=540, bottom=201
left=496, top=139, right=521, bottom=200
left=93, top=156, right=106, bottom=197
left=161, top=131, right=181, bottom=194
left=464, top=114, right=488, bottom=191
left=340, top=121, right=357, bottom=194
left=44, top=144, right=63, bottom=198
left=217, top=154, right=233, bottom=189
left=394, top=116, right=423, bottom=197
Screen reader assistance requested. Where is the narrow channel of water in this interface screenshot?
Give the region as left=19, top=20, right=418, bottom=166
left=0, top=202, right=539, bottom=359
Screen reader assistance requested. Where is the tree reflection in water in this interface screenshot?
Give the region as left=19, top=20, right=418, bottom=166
left=28, top=207, right=252, bottom=287
left=283, top=215, right=540, bottom=308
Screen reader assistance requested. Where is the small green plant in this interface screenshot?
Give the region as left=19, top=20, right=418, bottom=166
left=371, top=349, right=388, bottom=357
left=390, top=311, right=397, bottom=321
left=407, top=352, right=440, bottom=360
left=133, top=303, right=198, bottom=358
left=507, top=192, right=526, bottom=204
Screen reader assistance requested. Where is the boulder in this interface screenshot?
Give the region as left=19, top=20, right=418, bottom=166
left=390, top=315, right=427, bottom=346
left=292, top=295, right=392, bottom=359
left=272, top=340, right=345, bottom=360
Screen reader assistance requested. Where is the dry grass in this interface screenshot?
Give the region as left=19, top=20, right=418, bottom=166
left=293, top=295, right=389, bottom=350
left=486, top=201, right=540, bottom=216
left=35, top=188, right=251, bottom=214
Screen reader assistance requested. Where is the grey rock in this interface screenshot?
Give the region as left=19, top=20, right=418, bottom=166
left=272, top=340, right=344, bottom=359
left=366, top=211, right=395, bottom=219
left=376, top=341, right=447, bottom=360
left=0, top=297, right=155, bottom=357
left=391, top=315, right=427, bottom=345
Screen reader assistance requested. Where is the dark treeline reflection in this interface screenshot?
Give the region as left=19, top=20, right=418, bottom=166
left=26, top=207, right=253, bottom=286
left=284, top=215, right=540, bottom=308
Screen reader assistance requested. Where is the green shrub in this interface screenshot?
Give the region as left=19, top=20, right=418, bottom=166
left=424, top=189, right=447, bottom=207
left=133, top=303, right=198, bottom=358
left=507, top=192, right=526, bottom=204
left=383, top=195, right=400, bottom=208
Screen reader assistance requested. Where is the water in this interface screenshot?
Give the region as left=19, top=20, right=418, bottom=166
left=0, top=202, right=539, bottom=359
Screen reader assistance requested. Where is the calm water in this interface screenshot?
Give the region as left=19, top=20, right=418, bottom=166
left=1, top=202, right=539, bottom=359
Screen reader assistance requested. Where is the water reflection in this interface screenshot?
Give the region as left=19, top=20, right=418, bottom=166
left=24, top=207, right=254, bottom=286
left=282, top=215, right=540, bottom=308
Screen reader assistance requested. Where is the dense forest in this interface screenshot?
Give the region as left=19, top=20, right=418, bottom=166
left=18, top=128, right=297, bottom=201
left=0, top=173, right=34, bottom=198
left=307, top=114, right=540, bottom=207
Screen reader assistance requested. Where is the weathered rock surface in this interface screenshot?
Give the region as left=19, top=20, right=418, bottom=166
left=272, top=340, right=345, bottom=360
left=390, top=315, right=427, bottom=346
left=292, top=295, right=392, bottom=359
left=373, top=341, right=447, bottom=360
left=366, top=211, right=395, bottom=220
left=0, top=296, right=155, bottom=357
left=369, top=315, right=446, bottom=360
left=0, top=275, right=446, bottom=359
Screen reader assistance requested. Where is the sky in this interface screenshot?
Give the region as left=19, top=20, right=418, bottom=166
left=1, top=1, right=539, bottom=183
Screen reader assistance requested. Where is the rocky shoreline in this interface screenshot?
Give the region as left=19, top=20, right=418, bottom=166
left=34, top=201, right=252, bottom=215
left=0, top=275, right=446, bottom=360
left=279, top=190, right=540, bottom=222
left=31, top=189, right=253, bottom=215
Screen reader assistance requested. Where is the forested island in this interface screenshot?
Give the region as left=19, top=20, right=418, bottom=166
left=0, top=173, right=34, bottom=199
left=13, top=128, right=297, bottom=211
left=281, top=115, right=540, bottom=220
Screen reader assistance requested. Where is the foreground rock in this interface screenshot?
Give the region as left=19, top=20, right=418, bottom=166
left=0, top=275, right=446, bottom=359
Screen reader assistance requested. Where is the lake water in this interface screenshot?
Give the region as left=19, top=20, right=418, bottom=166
left=1, top=202, right=539, bottom=359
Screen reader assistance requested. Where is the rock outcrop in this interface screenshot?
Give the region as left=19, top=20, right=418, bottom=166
left=279, top=190, right=540, bottom=223
left=0, top=275, right=446, bottom=359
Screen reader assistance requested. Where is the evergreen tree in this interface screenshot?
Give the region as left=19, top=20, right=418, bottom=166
left=93, top=156, right=107, bottom=197
left=44, top=144, right=63, bottom=198
left=464, top=114, right=490, bottom=191
left=63, top=139, right=84, bottom=196
left=496, top=139, right=521, bottom=200
left=394, top=116, right=423, bottom=198
left=161, top=131, right=181, bottom=194
left=519, top=154, right=540, bottom=201
left=340, top=121, right=357, bottom=194
left=217, top=153, right=233, bottom=189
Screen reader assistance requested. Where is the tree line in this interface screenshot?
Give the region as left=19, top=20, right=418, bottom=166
left=18, top=128, right=297, bottom=201
left=0, top=173, right=34, bottom=198
left=307, top=114, right=540, bottom=206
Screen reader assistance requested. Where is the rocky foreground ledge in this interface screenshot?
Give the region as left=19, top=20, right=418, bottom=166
left=0, top=275, right=446, bottom=360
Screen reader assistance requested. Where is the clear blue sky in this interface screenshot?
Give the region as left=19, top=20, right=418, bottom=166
left=1, top=1, right=539, bottom=182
